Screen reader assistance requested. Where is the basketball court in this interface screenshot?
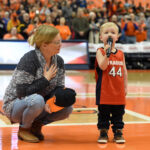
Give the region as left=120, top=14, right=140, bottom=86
left=0, top=70, right=150, bottom=150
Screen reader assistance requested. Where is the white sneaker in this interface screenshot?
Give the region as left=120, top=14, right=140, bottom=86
left=97, top=129, right=108, bottom=144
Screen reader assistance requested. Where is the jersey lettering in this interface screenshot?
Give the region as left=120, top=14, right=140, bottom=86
left=109, top=67, right=122, bottom=77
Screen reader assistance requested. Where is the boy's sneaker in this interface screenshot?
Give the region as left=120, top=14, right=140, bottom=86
left=97, top=129, right=108, bottom=144
left=113, top=129, right=125, bottom=144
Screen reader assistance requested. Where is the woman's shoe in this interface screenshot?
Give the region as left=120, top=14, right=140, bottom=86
left=18, top=127, right=40, bottom=143
left=31, top=121, right=44, bottom=140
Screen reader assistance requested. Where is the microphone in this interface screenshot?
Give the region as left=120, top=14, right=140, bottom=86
left=106, top=37, right=113, bottom=57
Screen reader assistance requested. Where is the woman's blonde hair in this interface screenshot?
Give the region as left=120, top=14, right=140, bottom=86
left=100, top=22, right=119, bottom=34
left=28, top=24, right=59, bottom=48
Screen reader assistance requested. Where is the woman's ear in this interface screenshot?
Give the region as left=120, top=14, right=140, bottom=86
left=40, top=43, right=47, bottom=50
left=43, top=43, right=48, bottom=48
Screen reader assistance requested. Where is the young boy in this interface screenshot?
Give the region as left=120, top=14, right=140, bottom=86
left=95, top=22, right=128, bottom=144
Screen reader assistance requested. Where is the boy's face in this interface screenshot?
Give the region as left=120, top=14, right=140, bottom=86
left=100, top=26, right=118, bottom=45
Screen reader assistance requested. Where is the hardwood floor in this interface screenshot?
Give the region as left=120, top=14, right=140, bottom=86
left=0, top=70, right=150, bottom=150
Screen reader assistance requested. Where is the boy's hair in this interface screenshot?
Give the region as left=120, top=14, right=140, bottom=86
left=28, top=24, right=59, bottom=48
left=100, top=22, right=119, bottom=34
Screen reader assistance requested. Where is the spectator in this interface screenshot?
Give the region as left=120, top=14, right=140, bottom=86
left=44, top=15, right=55, bottom=27
left=55, top=9, right=63, bottom=25
left=72, top=8, right=89, bottom=40
left=40, top=5, right=51, bottom=16
left=3, top=11, right=10, bottom=30
left=104, top=0, right=111, bottom=18
left=18, top=13, right=30, bottom=39
left=145, top=3, right=150, bottom=18
left=7, top=13, right=20, bottom=32
left=124, top=0, right=131, bottom=9
left=116, top=1, right=125, bottom=16
left=130, top=0, right=136, bottom=14
left=135, top=18, right=147, bottom=42
left=29, top=6, right=36, bottom=20
left=26, top=16, right=41, bottom=37
left=70, top=0, right=78, bottom=12
left=3, top=26, right=24, bottom=40
left=88, top=11, right=100, bottom=43
left=18, top=9, right=26, bottom=23
left=55, top=17, right=71, bottom=40
left=123, top=14, right=138, bottom=43
left=16, top=4, right=25, bottom=16
left=76, top=0, right=87, bottom=8
left=111, top=14, right=122, bottom=43
left=62, top=1, right=73, bottom=24
left=137, top=2, right=144, bottom=13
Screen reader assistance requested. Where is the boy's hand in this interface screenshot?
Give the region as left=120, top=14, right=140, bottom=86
left=45, top=104, right=51, bottom=113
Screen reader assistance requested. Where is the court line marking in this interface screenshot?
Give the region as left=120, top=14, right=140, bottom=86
left=1, top=92, right=149, bottom=101
left=74, top=108, right=97, bottom=111
left=1, top=121, right=150, bottom=128
left=74, top=108, right=150, bottom=121
left=1, top=108, right=150, bottom=127
left=125, top=109, right=150, bottom=121
left=76, top=93, right=150, bottom=98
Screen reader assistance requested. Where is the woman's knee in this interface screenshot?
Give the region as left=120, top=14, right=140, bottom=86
left=59, top=106, right=73, bottom=120
left=26, top=94, right=45, bottom=110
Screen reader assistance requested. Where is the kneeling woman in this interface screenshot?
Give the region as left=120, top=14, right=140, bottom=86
left=3, top=25, right=76, bottom=143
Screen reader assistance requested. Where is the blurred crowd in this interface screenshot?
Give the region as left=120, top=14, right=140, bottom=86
left=0, top=0, right=150, bottom=44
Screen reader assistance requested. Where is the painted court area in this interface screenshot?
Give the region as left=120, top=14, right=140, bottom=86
left=0, top=70, right=150, bottom=150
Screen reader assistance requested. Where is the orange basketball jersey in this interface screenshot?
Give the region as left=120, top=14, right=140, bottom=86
left=95, top=48, right=125, bottom=105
